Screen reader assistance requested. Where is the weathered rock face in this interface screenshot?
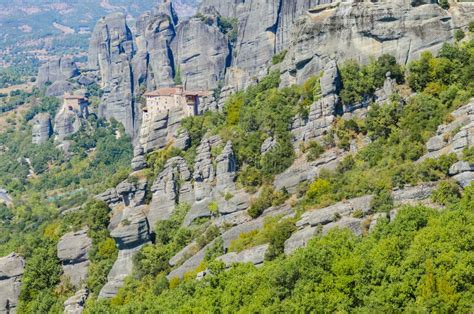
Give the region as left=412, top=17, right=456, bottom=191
left=218, top=244, right=269, bottom=267
left=284, top=196, right=372, bottom=254
left=31, top=113, right=52, bottom=144
left=96, top=177, right=147, bottom=209
left=183, top=137, right=215, bottom=225
left=168, top=204, right=293, bottom=280
left=296, top=195, right=373, bottom=229
left=64, top=289, right=88, bottom=314
left=0, top=253, right=25, bottom=313
left=148, top=156, right=193, bottom=227
left=133, top=2, right=178, bottom=91
left=89, top=12, right=136, bottom=136
left=216, top=0, right=283, bottom=94
left=99, top=245, right=145, bottom=299
left=291, top=60, right=341, bottom=146
left=137, top=105, right=188, bottom=155
left=274, top=148, right=347, bottom=193
left=57, top=229, right=92, bottom=288
left=46, top=80, right=75, bottom=97
left=280, top=2, right=456, bottom=86
left=172, top=16, right=230, bottom=91
left=100, top=205, right=151, bottom=298
left=37, top=57, right=79, bottom=87
left=422, top=99, right=474, bottom=160
left=450, top=161, right=474, bottom=188
left=54, top=105, right=84, bottom=141
left=391, top=183, right=438, bottom=206
left=110, top=206, right=151, bottom=250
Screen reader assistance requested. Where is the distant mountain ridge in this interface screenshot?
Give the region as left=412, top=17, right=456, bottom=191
left=0, top=0, right=201, bottom=63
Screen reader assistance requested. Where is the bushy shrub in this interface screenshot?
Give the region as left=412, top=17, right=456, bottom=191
left=370, top=190, right=394, bottom=213
left=454, top=29, right=465, bottom=42
left=272, top=50, right=287, bottom=65
left=305, top=141, right=325, bottom=161
left=248, top=186, right=289, bottom=218
left=431, top=180, right=461, bottom=206
left=305, top=179, right=332, bottom=204
left=265, top=219, right=296, bottom=261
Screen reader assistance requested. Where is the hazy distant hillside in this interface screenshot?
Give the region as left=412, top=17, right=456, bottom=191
left=0, top=0, right=201, bottom=65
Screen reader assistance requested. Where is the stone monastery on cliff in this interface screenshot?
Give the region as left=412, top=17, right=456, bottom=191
left=143, top=86, right=208, bottom=117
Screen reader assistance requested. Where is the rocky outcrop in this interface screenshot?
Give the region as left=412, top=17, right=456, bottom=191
left=96, top=177, right=147, bottom=209
left=133, top=2, right=178, bottom=91
left=46, top=80, right=75, bottom=97
left=137, top=104, right=188, bottom=155
left=0, top=253, right=25, bottom=313
left=172, top=14, right=230, bottom=91
left=0, top=189, right=12, bottom=207
left=89, top=12, right=136, bottom=136
left=285, top=181, right=443, bottom=255
left=99, top=245, right=144, bottom=299
left=284, top=196, right=372, bottom=254
left=375, top=72, right=397, bottom=104
left=100, top=205, right=151, bottom=298
left=291, top=60, right=341, bottom=146
left=274, top=149, right=347, bottom=193
left=183, top=137, right=215, bottom=225
left=57, top=229, right=92, bottom=288
left=110, top=206, right=151, bottom=250
left=168, top=204, right=292, bottom=279
left=422, top=99, right=474, bottom=160
left=280, top=2, right=456, bottom=86
left=217, top=244, right=268, bottom=267
left=392, top=183, right=438, bottom=206
left=54, top=98, right=88, bottom=142
left=296, top=195, right=373, bottom=229
left=148, top=157, right=193, bottom=227
left=31, top=113, right=52, bottom=144
left=37, top=57, right=78, bottom=87
left=450, top=161, right=474, bottom=188
left=131, top=147, right=147, bottom=172
left=64, top=289, right=88, bottom=314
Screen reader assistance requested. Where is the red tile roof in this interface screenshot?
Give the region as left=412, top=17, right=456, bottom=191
left=144, top=87, right=209, bottom=97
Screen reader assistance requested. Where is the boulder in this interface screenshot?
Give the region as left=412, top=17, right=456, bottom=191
left=449, top=161, right=474, bottom=176
left=218, top=244, right=269, bottom=267
left=110, top=206, right=151, bottom=250
left=57, top=229, right=92, bottom=288
left=284, top=227, right=317, bottom=255
left=57, top=229, right=92, bottom=264
left=274, top=149, right=345, bottom=193
left=115, top=179, right=147, bottom=208
left=452, top=172, right=474, bottom=188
